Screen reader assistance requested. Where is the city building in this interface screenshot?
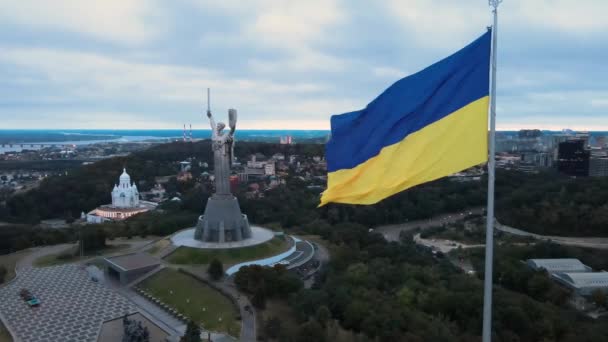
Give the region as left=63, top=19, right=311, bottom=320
left=590, top=157, right=608, bottom=177
left=553, top=272, right=608, bottom=296
left=244, top=167, right=265, bottom=179
left=280, top=135, right=293, bottom=144
left=527, top=258, right=608, bottom=296
left=179, top=160, right=191, bottom=171
left=229, top=175, right=239, bottom=193
left=526, top=258, right=592, bottom=274
left=557, top=139, right=590, bottom=176
left=103, top=253, right=161, bottom=285
left=264, top=162, right=276, bottom=176
left=521, top=151, right=553, bottom=168
left=86, top=168, right=156, bottom=223
left=247, top=154, right=267, bottom=168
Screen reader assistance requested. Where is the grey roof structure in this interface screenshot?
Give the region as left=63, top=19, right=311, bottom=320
left=105, top=253, right=160, bottom=272
left=558, top=272, right=608, bottom=287
left=526, top=258, right=591, bottom=273
left=553, top=272, right=608, bottom=295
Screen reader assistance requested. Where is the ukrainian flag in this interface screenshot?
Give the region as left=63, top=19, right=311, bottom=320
left=320, top=31, right=491, bottom=206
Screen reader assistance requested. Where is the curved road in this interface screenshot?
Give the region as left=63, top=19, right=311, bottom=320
left=495, top=221, right=608, bottom=250
left=376, top=208, right=608, bottom=250
left=16, top=243, right=75, bottom=271
left=15, top=238, right=156, bottom=271
left=376, top=207, right=484, bottom=242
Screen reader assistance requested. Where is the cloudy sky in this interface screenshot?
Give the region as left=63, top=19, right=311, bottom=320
left=0, top=0, right=607, bottom=130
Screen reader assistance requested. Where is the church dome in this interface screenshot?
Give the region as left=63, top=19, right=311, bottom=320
left=119, top=168, right=131, bottom=183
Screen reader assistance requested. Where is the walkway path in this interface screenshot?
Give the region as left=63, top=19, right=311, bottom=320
left=120, top=287, right=186, bottom=338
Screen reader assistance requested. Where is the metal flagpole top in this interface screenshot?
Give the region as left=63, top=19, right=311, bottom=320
left=489, top=0, right=502, bottom=9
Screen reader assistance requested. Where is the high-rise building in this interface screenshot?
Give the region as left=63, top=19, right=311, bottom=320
left=264, top=162, right=276, bottom=176
left=518, top=129, right=542, bottom=139
left=590, top=157, right=608, bottom=177
left=557, top=140, right=590, bottom=176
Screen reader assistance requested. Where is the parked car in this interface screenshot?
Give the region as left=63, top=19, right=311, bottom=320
left=18, top=288, right=40, bottom=307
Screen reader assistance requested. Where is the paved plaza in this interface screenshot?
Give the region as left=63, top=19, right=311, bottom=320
left=0, top=265, right=136, bottom=342
left=171, top=226, right=274, bottom=249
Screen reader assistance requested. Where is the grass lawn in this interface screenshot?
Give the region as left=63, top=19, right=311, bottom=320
left=139, top=268, right=240, bottom=337
left=0, top=249, right=30, bottom=285
left=166, top=237, right=291, bottom=266
left=0, top=321, right=12, bottom=342
left=33, top=244, right=129, bottom=267
left=145, top=239, right=170, bottom=256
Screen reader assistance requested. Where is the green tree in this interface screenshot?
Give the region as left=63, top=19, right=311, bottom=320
left=251, top=287, right=266, bottom=309
left=180, top=321, right=201, bottom=342
left=397, top=286, right=415, bottom=307
left=591, top=289, right=607, bottom=308
left=207, top=258, right=224, bottom=281
left=315, top=305, right=331, bottom=328
left=264, top=317, right=282, bottom=339
left=297, top=320, right=326, bottom=342
left=0, top=265, right=6, bottom=284
left=80, top=227, right=107, bottom=253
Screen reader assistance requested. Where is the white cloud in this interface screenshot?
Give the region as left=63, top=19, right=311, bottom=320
left=591, top=99, right=608, bottom=108
left=512, top=0, right=608, bottom=34
left=250, top=1, right=344, bottom=49
left=385, top=0, right=489, bottom=48
left=372, top=66, right=409, bottom=79
left=0, top=46, right=347, bottom=127
left=0, top=0, right=164, bottom=44
left=192, top=0, right=348, bottom=73
left=385, top=0, right=608, bottom=51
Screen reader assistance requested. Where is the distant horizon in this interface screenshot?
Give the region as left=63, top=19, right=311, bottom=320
left=1, top=128, right=608, bottom=132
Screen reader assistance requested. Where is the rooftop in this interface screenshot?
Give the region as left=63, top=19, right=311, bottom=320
left=556, top=272, right=608, bottom=288
left=105, top=253, right=160, bottom=271
left=526, top=258, right=591, bottom=273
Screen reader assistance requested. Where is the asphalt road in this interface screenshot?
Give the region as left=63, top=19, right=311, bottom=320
left=376, top=207, right=608, bottom=250
left=495, top=221, right=608, bottom=250
left=376, top=207, right=484, bottom=242
left=16, top=238, right=155, bottom=270
left=413, top=233, right=484, bottom=254
left=16, top=243, right=74, bottom=270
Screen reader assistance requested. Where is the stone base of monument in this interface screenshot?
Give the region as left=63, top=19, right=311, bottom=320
left=194, top=194, right=252, bottom=243
left=170, top=226, right=275, bottom=249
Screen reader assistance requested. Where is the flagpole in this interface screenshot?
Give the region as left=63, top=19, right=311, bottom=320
left=483, top=1, right=501, bottom=342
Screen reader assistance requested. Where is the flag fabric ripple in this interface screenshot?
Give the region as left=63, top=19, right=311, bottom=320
left=320, top=30, right=491, bottom=206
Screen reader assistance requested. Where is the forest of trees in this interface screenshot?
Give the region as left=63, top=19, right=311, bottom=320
left=234, top=219, right=608, bottom=341
left=494, top=170, right=608, bottom=236
left=0, top=140, right=325, bottom=224
left=2, top=140, right=608, bottom=256
left=2, top=139, right=608, bottom=340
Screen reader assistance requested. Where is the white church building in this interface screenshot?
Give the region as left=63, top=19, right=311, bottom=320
left=86, top=168, right=156, bottom=223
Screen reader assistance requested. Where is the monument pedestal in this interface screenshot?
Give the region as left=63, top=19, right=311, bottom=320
left=194, top=194, right=252, bottom=243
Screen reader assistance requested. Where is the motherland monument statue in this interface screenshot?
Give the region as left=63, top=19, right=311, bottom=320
left=194, top=89, right=252, bottom=242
